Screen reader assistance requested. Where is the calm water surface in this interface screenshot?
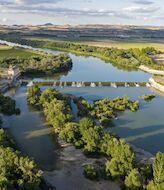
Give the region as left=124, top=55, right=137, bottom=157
left=38, top=53, right=151, bottom=82
left=4, top=87, right=60, bottom=170
left=2, top=45, right=163, bottom=170
left=57, top=87, right=164, bottom=154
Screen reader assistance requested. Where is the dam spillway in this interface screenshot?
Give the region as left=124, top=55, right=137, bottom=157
left=24, top=80, right=151, bottom=88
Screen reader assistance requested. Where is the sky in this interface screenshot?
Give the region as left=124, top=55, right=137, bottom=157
left=0, top=0, right=164, bottom=26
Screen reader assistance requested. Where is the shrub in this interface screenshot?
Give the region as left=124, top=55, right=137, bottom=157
left=83, top=165, right=99, bottom=180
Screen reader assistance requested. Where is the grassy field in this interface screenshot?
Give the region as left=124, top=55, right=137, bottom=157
left=0, top=45, right=12, bottom=50
left=0, top=47, right=39, bottom=59
left=84, top=41, right=164, bottom=52
left=26, top=36, right=164, bottom=52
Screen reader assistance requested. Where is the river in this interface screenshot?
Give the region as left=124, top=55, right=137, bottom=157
left=1, top=40, right=164, bottom=172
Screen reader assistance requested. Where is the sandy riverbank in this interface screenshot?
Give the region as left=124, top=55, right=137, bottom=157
left=139, top=65, right=164, bottom=75
left=43, top=140, right=121, bottom=190
left=149, top=77, right=164, bottom=93
left=43, top=138, right=154, bottom=190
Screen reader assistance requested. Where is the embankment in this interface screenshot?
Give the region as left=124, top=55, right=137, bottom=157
left=149, top=77, right=164, bottom=93
left=139, top=65, right=164, bottom=75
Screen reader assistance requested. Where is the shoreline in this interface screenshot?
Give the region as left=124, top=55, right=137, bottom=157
left=130, top=144, right=154, bottom=164
left=43, top=139, right=121, bottom=190
left=139, top=65, right=164, bottom=75
left=0, top=39, right=160, bottom=190
left=42, top=138, right=154, bottom=190
left=149, top=77, right=164, bottom=93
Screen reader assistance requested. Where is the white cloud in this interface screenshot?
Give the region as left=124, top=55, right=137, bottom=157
left=0, top=2, right=132, bottom=19
left=15, top=0, right=61, bottom=4
left=0, top=0, right=163, bottom=25
left=124, top=6, right=160, bottom=13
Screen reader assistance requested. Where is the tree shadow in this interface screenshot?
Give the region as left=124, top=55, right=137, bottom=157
left=131, top=132, right=164, bottom=154
left=110, top=124, right=164, bottom=139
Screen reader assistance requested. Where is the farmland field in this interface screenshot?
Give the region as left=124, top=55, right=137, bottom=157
left=0, top=44, right=12, bottom=50
left=0, top=47, right=39, bottom=59
left=26, top=36, right=164, bottom=52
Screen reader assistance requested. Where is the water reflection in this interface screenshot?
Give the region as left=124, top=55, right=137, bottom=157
left=4, top=86, right=61, bottom=170
left=24, top=52, right=151, bottom=82
left=57, top=87, right=164, bottom=154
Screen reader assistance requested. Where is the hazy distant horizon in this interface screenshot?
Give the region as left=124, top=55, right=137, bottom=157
left=0, top=0, right=164, bottom=26
left=1, top=23, right=164, bottom=28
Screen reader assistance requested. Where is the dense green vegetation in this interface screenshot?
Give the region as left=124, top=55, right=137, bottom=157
left=27, top=85, right=41, bottom=106
left=27, top=86, right=164, bottom=190
left=0, top=91, right=42, bottom=189
left=0, top=47, right=38, bottom=59
left=139, top=94, right=155, bottom=102
left=0, top=92, right=42, bottom=190
left=0, top=93, right=20, bottom=115
left=124, top=168, right=143, bottom=190
left=0, top=48, right=72, bottom=75
left=27, top=86, right=73, bottom=132
left=4, top=38, right=163, bottom=70
left=0, top=128, right=42, bottom=190
left=146, top=152, right=164, bottom=190
left=74, top=96, right=139, bottom=126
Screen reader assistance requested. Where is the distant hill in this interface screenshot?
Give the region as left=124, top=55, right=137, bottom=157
left=43, top=23, right=54, bottom=26
left=0, top=24, right=164, bottom=39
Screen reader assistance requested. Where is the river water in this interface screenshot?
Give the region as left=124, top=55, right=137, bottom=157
left=33, top=53, right=151, bottom=82
left=1, top=40, right=164, bottom=170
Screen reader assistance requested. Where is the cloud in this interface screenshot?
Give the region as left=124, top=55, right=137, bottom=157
left=124, top=6, right=160, bottom=13
left=0, top=0, right=163, bottom=24
left=133, top=0, right=154, bottom=5
left=0, top=1, right=132, bottom=19
left=15, top=0, right=61, bottom=4
left=0, top=0, right=14, bottom=5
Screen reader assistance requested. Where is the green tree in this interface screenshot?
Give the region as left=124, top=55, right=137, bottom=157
left=0, top=129, right=11, bottom=147
left=100, top=133, right=119, bottom=157
left=79, top=118, right=94, bottom=135
left=147, top=181, right=164, bottom=190
left=105, top=139, right=135, bottom=178
left=43, top=98, right=72, bottom=132
left=106, top=158, right=125, bottom=178
left=147, top=152, right=164, bottom=190
left=82, top=126, right=101, bottom=153
left=0, top=93, right=20, bottom=115
left=153, top=152, right=164, bottom=183
left=83, top=164, right=99, bottom=180
left=27, top=85, right=41, bottom=106
left=59, top=122, right=80, bottom=143
left=40, top=88, right=62, bottom=106
left=124, top=169, right=143, bottom=190
left=0, top=129, right=42, bottom=190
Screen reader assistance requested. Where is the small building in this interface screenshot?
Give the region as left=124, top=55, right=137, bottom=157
left=7, top=65, right=21, bottom=81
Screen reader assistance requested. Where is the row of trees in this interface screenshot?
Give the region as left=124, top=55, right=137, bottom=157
left=6, top=37, right=163, bottom=71
left=27, top=86, right=164, bottom=190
